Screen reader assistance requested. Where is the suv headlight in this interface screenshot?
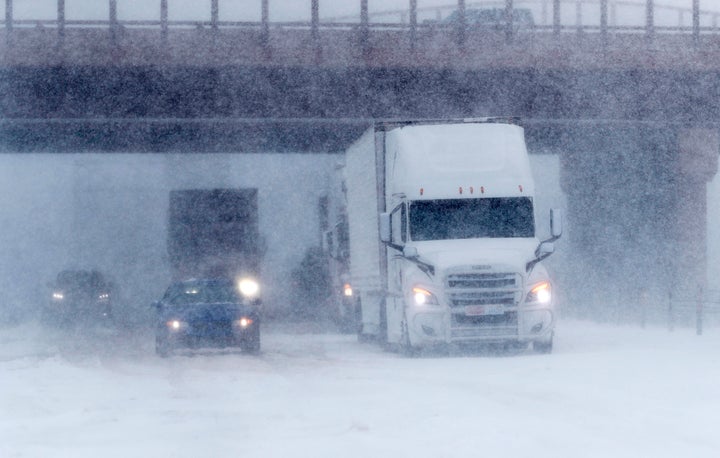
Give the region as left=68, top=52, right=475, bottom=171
left=526, top=281, right=551, bottom=304
left=412, top=286, right=439, bottom=306
left=166, top=319, right=188, bottom=331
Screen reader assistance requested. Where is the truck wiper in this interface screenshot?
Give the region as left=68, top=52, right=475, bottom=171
left=405, top=255, right=435, bottom=277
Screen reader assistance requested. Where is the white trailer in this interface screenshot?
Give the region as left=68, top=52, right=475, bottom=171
left=344, top=119, right=562, bottom=354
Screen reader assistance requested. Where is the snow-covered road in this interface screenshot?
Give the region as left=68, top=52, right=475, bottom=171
left=1, top=320, right=718, bottom=458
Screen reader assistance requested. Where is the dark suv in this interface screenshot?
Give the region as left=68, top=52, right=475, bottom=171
left=44, top=269, right=114, bottom=326
left=153, top=278, right=261, bottom=357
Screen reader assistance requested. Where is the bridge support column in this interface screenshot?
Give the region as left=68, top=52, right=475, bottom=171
left=675, top=128, right=719, bottom=297
left=558, top=126, right=718, bottom=321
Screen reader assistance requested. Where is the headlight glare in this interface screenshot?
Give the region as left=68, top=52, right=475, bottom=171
left=412, top=286, right=439, bottom=306
left=166, top=320, right=187, bottom=331
left=526, top=281, right=551, bottom=304
left=238, top=278, right=260, bottom=298
left=234, top=317, right=254, bottom=328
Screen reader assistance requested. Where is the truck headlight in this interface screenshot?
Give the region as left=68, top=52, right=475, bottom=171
left=52, top=292, right=64, bottom=301
left=238, top=278, right=260, bottom=298
left=526, top=281, right=551, bottom=304
left=412, top=286, right=439, bottom=306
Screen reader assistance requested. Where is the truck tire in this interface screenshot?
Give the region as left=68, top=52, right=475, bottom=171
left=533, top=333, right=554, bottom=354
left=399, top=320, right=420, bottom=358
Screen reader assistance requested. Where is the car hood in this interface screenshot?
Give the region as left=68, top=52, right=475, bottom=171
left=159, top=302, right=255, bottom=321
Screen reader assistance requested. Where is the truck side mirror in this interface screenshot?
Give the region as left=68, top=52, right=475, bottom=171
left=550, top=208, right=563, bottom=239
left=403, top=246, right=418, bottom=258
left=538, top=241, right=554, bottom=256
left=379, top=212, right=391, bottom=243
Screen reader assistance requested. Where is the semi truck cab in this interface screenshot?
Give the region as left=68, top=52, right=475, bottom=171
left=345, top=119, right=562, bottom=354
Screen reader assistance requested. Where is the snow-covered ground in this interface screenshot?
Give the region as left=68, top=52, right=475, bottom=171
left=1, top=319, right=718, bottom=458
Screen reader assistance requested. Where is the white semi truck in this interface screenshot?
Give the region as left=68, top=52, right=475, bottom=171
left=344, top=118, right=562, bottom=354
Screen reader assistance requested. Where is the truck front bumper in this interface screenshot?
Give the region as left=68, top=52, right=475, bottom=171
left=408, top=305, right=554, bottom=346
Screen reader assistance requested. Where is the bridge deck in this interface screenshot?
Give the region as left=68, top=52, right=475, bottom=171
left=2, top=27, right=720, bottom=70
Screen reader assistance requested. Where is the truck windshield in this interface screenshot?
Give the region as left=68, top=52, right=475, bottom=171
left=409, top=197, right=534, bottom=240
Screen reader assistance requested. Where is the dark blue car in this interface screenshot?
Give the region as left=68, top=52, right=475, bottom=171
left=153, top=278, right=261, bottom=357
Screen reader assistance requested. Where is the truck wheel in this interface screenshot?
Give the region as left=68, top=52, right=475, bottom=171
left=399, top=321, right=420, bottom=358
left=533, top=333, right=553, bottom=354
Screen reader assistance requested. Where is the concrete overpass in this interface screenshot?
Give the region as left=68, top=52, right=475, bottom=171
left=1, top=0, right=719, bottom=316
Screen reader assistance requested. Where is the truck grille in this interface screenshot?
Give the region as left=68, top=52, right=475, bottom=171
left=445, top=271, right=521, bottom=308
left=445, top=268, right=522, bottom=340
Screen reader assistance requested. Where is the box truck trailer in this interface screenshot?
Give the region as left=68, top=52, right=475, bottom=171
left=344, top=118, right=562, bottom=354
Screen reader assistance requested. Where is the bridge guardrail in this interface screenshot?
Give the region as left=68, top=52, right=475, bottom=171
left=1, top=0, right=720, bottom=45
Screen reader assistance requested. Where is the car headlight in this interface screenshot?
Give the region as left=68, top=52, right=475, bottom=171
left=526, top=281, right=551, bottom=304
left=166, top=320, right=188, bottom=331
left=412, top=286, right=439, bottom=306
left=238, top=278, right=260, bottom=298
left=233, top=317, right=254, bottom=328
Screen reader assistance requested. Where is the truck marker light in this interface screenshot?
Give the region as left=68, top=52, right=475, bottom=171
left=470, top=186, right=474, bottom=194
left=480, top=186, right=485, bottom=194
left=343, top=283, right=353, bottom=297
left=459, top=187, right=463, bottom=194
left=420, top=188, right=424, bottom=196
left=519, top=185, right=524, bottom=192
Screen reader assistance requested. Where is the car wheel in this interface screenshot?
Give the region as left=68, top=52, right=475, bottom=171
left=155, top=335, right=173, bottom=358
left=241, top=326, right=261, bottom=354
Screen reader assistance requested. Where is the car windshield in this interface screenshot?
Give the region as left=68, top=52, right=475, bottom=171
left=56, top=270, right=105, bottom=290
left=163, top=282, right=241, bottom=305
left=409, top=197, right=535, bottom=241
